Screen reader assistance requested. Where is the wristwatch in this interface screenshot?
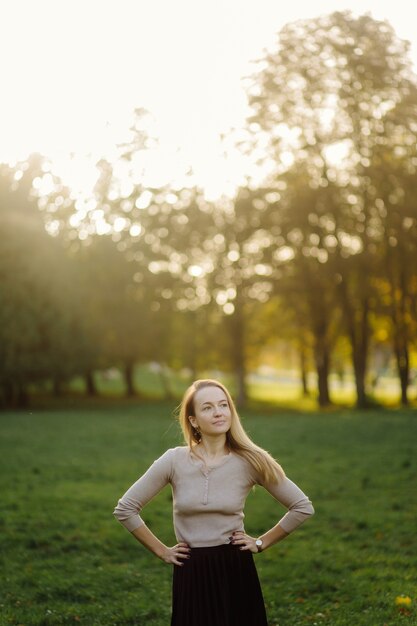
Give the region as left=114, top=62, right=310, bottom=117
left=255, top=538, right=263, bottom=553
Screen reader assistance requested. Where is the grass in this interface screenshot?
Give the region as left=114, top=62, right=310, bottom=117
left=1, top=403, right=416, bottom=625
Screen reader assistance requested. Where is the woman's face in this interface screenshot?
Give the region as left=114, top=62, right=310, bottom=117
left=189, top=386, right=232, bottom=438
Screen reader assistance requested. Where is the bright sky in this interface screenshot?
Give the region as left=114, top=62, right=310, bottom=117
left=1, top=0, right=416, bottom=198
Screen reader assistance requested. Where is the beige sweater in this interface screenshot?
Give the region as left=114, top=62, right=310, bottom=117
left=113, top=446, right=314, bottom=547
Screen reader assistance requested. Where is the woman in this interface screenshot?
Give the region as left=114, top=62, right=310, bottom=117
left=113, top=379, right=314, bottom=626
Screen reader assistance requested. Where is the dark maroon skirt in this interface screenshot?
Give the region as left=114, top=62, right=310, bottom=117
left=171, top=543, right=268, bottom=626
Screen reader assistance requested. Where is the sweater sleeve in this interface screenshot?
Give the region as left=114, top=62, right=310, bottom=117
left=261, top=476, right=315, bottom=534
left=113, top=448, right=174, bottom=532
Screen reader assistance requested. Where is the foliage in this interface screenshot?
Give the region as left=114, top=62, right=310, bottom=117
left=243, top=10, right=417, bottom=406
left=0, top=160, right=94, bottom=406
left=2, top=12, right=417, bottom=409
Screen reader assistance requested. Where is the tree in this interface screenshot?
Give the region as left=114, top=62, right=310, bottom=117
left=263, top=171, right=341, bottom=406
left=245, top=10, right=417, bottom=407
left=368, top=94, right=417, bottom=404
left=0, top=158, right=93, bottom=406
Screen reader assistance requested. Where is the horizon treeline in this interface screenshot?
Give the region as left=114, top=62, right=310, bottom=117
left=1, top=11, right=417, bottom=409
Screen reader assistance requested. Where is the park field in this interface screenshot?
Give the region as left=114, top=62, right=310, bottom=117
left=1, top=403, right=416, bottom=625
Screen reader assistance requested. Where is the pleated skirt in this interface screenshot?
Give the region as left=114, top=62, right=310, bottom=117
left=171, top=543, right=268, bottom=626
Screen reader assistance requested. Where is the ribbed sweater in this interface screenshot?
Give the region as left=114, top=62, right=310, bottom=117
left=113, top=446, right=314, bottom=547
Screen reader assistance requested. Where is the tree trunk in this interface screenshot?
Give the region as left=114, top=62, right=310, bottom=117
left=2, top=381, right=15, bottom=407
left=299, top=343, right=309, bottom=396
left=124, top=361, right=136, bottom=397
left=85, top=371, right=97, bottom=396
left=17, top=385, right=29, bottom=408
left=355, top=295, right=370, bottom=408
left=235, top=361, right=247, bottom=408
left=353, top=351, right=368, bottom=408
left=308, top=295, right=331, bottom=407
left=228, top=304, right=247, bottom=408
left=385, top=244, right=411, bottom=407
left=396, top=267, right=410, bottom=407
left=314, top=338, right=331, bottom=407
left=337, top=277, right=370, bottom=408
left=395, top=343, right=409, bottom=406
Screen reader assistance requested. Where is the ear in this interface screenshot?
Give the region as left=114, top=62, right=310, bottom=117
left=188, top=416, right=197, bottom=429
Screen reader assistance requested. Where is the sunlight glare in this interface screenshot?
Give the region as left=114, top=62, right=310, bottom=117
left=129, top=224, right=142, bottom=237
left=1, top=0, right=417, bottom=199
left=135, top=191, right=153, bottom=210
left=188, top=265, right=204, bottom=277
left=323, top=140, right=352, bottom=166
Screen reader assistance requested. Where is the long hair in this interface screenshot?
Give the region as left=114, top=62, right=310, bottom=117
left=178, top=379, right=285, bottom=484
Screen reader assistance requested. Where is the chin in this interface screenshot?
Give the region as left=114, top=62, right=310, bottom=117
left=215, top=424, right=230, bottom=433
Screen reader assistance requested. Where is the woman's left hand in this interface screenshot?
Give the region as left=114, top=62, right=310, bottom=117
left=230, top=530, right=259, bottom=553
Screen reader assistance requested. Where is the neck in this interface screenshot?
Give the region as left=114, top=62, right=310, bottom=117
left=199, top=435, right=228, bottom=458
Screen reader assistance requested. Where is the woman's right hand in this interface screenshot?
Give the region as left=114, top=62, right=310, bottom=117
left=160, top=542, right=191, bottom=566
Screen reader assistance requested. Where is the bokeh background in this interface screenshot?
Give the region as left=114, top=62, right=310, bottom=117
left=1, top=1, right=417, bottom=409
left=1, top=1, right=416, bottom=625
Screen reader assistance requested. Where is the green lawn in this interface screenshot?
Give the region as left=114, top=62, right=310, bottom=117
left=1, top=404, right=416, bottom=625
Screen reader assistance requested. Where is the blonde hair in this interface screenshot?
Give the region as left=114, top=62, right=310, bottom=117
left=178, top=379, right=285, bottom=484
